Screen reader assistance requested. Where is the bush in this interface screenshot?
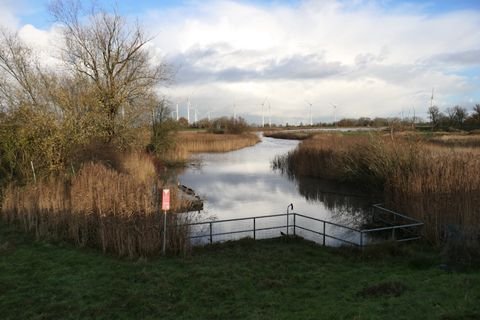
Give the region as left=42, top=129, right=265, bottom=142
left=208, top=117, right=249, bottom=134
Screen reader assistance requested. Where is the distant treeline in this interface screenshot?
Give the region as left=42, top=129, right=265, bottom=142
left=427, top=104, right=480, bottom=130
left=304, top=104, right=480, bottom=130
left=177, top=116, right=250, bottom=134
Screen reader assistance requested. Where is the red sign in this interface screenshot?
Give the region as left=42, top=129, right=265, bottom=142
left=162, top=189, right=170, bottom=211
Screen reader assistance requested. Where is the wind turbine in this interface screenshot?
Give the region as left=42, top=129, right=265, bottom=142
left=176, top=103, right=179, bottom=121
left=187, top=98, right=191, bottom=124
left=412, top=105, right=416, bottom=129
left=261, top=98, right=267, bottom=127
left=268, top=102, right=272, bottom=127
left=306, top=101, right=313, bottom=126
left=330, top=103, right=337, bottom=126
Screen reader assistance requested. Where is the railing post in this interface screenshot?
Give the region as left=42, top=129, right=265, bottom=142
left=209, top=222, right=213, bottom=244
left=293, top=213, right=296, bottom=236
left=286, top=204, right=293, bottom=236
left=391, top=228, right=395, bottom=241
left=323, top=221, right=326, bottom=246
left=253, top=217, right=256, bottom=240
left=163, top=210, right=167, bottom=255
left=286, top=211, right=289, bottom=236
left=360, top=231, right=364, bottom=248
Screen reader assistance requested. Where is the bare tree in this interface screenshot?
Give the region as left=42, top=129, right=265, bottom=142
left=49, top=0, right=170, bottom=142
left=0, top=27, right=41, bottom=109
left=427, top=105, right=441, bottom=128
left=472, top=104, right=480, bottom=123
left=447, top=105, right=468, bottom=127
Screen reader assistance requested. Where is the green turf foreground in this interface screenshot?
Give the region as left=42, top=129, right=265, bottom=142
left=1, top=223, right=479, bottom=320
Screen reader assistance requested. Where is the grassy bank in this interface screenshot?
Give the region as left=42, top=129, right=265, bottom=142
left=273, top=133, right=480, bottom=244
left=1, top=223, right=479, bottom=319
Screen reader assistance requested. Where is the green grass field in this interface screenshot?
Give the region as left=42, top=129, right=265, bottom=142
left=1, top=223, right=479, bottom=320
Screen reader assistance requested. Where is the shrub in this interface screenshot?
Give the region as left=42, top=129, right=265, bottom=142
left=209, top=117, right=249, bottom=134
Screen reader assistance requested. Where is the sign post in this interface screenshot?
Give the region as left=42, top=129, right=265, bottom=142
left=162, top=189, right=170, bottom=255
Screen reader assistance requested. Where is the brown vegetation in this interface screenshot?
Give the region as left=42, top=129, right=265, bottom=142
left=1, top=153, right=192, bottom=258
left=274, top=133, right=480, bottom=244
left=178, top=132, right=260, bottom=153
left=264, top=130, right=314, bottom=140
left=426, top=134, right=480, bottom=148
left=161, top=132, right=260, bottom=164
left=0, top=1, right=260, bottom=258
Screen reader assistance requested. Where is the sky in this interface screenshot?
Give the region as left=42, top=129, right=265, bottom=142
left=1, top=0, right=480, bottom=124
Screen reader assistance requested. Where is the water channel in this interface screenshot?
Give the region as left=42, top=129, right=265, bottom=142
left=177, top=135, right=376, bottom=246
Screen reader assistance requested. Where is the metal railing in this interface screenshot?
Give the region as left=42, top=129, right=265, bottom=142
left=361, top=204, right=424, bottom=244
left=187, top=213, right=289, bottom=243
left=183, top=204, right=424, bottom=248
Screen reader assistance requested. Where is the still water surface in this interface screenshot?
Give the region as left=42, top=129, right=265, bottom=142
left=178, top=136, right=373, bottom=245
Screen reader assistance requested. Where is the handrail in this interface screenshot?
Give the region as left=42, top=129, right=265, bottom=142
left=362, top=222, right=424, bottom=233
left=181, top=205, right=424, bottom=247
left=294, top=213, right=362, bottom=233
left=294, top=225, right=360, bottom=247
left=186, top=213, right=288, bottom=226
left=190, top=225, right=287, bottom=240
left=372, top=204, right=423, bottom=223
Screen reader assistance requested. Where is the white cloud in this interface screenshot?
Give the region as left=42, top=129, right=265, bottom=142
left=143, top=1, right=480, bottom=122
left=5, top=0, right=480, bottom=123
left=16, top=24, right=64, bottom=69
left=0, top=0, right=21, bottom=29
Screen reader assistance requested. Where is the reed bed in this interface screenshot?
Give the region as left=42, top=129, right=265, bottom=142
left=386, top=149, right=480, bottom=243
left=1, top=153, right=193, bottom=258
left=163, top=132, right=260, bottom=163
left=426, top=134, right=480, bottom=149
left=274, top=133, right=480, bottom=244
left=273, top=134, right=369, bottom=180
left=264, top=130, right=314, bottom=140
left=178, top=132, right=260, bottom=153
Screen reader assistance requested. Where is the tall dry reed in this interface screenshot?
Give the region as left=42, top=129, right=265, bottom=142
left=275, top=133, right=480, bottom=244
left=162, top=132, right=260, bottom=163
left=264, top=130, right=313, bottom=140
left=179, top=132, right=259, bottom=153
left=385, top=149, right=480, bottom=243
left=273, top=134, right=369, bottom=180
left=1, top=153, right=193, bottom=257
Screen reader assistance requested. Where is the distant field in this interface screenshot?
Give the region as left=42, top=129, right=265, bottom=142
left=1, top=223, right=479, bottom=320
left=264, top=128, right=380, bottom=140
